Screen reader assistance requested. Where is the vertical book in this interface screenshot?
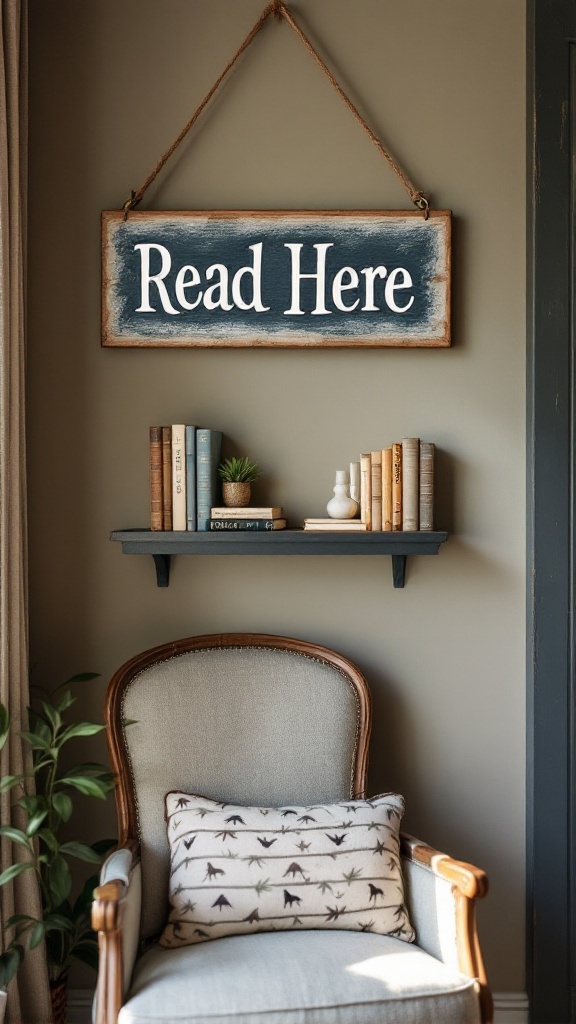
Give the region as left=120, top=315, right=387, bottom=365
left=149, top=426, right=163, bottom=531
left=370, top=450, right=383, bottom=531
left=401, top=437, right=420, bottom=531
left=196, top=429, right=223, bottom=531
left=185, top=426, right=197, bottom=531
left=382, top=447, right=392, bottom=531
left=392, top=443, right=402, bottom=531
left=161, top=426, right=172, bottom=530
left=419, top=442, right=435, bottom=530
left=171, top=424, right=186, bottom=531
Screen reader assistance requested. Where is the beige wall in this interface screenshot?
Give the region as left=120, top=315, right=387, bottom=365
left=27, top=0, right=526, bottom=994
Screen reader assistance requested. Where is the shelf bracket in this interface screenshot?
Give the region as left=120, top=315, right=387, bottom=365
left=392, top=555, right=407, bottom=589
left=153, top=554, right=170, bottom=588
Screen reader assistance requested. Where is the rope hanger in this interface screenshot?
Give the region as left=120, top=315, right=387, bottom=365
left=122, top=0, right=430, bottom=219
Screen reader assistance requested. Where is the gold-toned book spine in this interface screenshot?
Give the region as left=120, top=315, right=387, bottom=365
left=149, top=426, right=163, bottom=531
left=360, top=453, right=372, bottom=530
left=171, top=424, right=187, bottom=531
left=392, top=443, right=402, bottom=531
left=162, top=426, right=172, bottom=531
left=401, top=437, right=420, bottom=531
left=371, top=450, right=382, bottom=531
left=382, top=447, right=392, bottom=531
left=419, top=442, right=435, bottom=530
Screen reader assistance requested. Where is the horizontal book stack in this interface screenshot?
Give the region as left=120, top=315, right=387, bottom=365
left=303, top=518, right=367, bottom=532
left=360, top=437, right=435, bottom=532
left=209, top=507, right=286, bottom=531
left=149, top=425, right=222, bottom=532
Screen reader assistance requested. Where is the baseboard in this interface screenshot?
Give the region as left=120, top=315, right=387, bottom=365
left=494, top=992, right=530, bottom=1023
left=66, top=989, right=93, bottom=1024
left=67, top=988, right=530, bottom=1023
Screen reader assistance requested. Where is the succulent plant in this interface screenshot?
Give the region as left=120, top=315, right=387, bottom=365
left=218, top=456, right=261, bottom=484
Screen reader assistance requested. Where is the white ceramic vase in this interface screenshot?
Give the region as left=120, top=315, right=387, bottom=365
left=0, top=989, right=7, bottom=1023
left=327, top=470, right=358, bottom=519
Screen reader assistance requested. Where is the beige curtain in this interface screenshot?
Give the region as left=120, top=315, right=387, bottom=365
left=0, top=1, right=52, bottom=1021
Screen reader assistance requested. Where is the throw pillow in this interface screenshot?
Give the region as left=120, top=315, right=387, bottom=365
left=160, top=791, right=415, bottom=947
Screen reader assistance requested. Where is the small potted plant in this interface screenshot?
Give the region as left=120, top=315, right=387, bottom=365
left=218, top=456, right=261, bottom=508
left=0, top=674, right=115, bottom=1024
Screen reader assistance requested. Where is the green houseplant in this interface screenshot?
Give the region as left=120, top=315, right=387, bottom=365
left=218, top=456, right=261, bottom=508
left=0, top=674, right=115, bottom=1022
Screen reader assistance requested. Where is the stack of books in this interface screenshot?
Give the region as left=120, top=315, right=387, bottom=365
left=209, top=507, right=287, bottom=531
left=360, top=438, right=434, bottom=531
left=303, top=519, right=367, bottom=532
left=149, top=425, right=222, bottom=532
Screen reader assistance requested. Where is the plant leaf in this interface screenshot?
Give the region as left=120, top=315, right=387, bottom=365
left=55, top=689, right=75, bottom=713
left=17, top=730, right=51, bottom=751
left=0, top=861, right=34, bottom=887
left=53, top=673, right=100, bottom=693
left=71, top=939, right=99, bottom=971
left=59, top=723, right=105, bottom=744
left=0, top=703, right=9, bottom=751
left=0, top=773, right=25, bottom=793
left=48, top=855, right=72, bottom=906
left=36, top=828, right=59, bottom=853
left=26, top=810, right=49, bottom=837
left=0, top=945, right=24, bottom=988
left=15, top=794, right=47, bottom=817
left=57, top=776, right=113, bottom=799
left=90, top=838, right=117, bottom=857
left=60, top=841, right=102, bottom=864
left=0, top=826, right=30, bottom=848
left=44, top=913, right=76, bottom=935
left=29, top=921, right=47, bottom=949
left=52, top=791, right=73, bottom=822
left=39, top=700, right=61, bottom=734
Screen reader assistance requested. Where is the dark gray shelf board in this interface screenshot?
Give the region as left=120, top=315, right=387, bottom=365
left=110, top=529, right=448, bottom=589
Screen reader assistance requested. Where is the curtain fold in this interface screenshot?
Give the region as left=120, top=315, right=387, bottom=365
left=0, top=1, right=52, bottom=1020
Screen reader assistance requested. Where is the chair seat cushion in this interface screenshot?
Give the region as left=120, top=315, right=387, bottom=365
left=119, top=929, right=481, bottom=1024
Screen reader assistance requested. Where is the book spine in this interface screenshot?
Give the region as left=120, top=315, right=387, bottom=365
left=149, top=426, right=163, bottom=531
left=392, top=443, right=402, bottom=531
left=209, top=519, right=286, bottom=531
left=419, top=442, right=435, bottom=530
left=360, top=453, right=372, bottom=530
left=161, top=427, right=172, bottom=531
left=196, top=429, right=222, bottom=531
left=371, top=451, right=382, bottom=531
left=382, top=447, right=392, bottom=531
left=185, top=426, right=196, bottom=531
left=402, top=437, right=420, bottom=531
left=171, top=424, right=186, bottom=531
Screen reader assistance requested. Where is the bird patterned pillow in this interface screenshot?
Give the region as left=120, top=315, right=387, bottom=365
left=160, top=791, right=415, bottom=947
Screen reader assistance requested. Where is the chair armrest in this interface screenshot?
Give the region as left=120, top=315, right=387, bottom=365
left=92, top=841, right=142, bottom=1024
left=400, top=833, right=492, bottom=1024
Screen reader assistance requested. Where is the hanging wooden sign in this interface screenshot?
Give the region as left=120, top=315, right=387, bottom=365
left=102, top=210, right=451, bottom=348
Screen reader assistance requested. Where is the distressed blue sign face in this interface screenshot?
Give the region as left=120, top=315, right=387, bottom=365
left=102, top=210, right=451, bottom=347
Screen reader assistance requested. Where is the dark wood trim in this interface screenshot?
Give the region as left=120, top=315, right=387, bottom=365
left=527, top=2, right=575, bottom=1020
left=105, top=633, right=373, bottom=847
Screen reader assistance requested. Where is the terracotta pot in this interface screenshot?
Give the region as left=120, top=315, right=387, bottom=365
left=222, top=481, right=251, bottom=507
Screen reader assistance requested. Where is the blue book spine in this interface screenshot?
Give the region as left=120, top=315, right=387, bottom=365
left=185, top=426, right=197, bottom=531
left=196, top=429, right=222, bottom=531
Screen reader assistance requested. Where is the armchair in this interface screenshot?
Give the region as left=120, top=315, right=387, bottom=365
left=92, top=633, right=492, bottom=1024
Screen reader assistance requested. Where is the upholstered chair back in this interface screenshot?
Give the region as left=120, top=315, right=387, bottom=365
left=105, top=634, right=371, bottom=939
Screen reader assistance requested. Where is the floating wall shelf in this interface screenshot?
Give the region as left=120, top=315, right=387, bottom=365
left=110, top=529, right=448, bottom=589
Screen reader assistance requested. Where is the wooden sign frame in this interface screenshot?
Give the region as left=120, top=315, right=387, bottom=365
left=102, top=209, right=451, bottom=348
